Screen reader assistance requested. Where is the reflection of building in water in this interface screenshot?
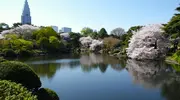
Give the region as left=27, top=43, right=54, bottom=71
left=126, top=60, right=174, bottom=88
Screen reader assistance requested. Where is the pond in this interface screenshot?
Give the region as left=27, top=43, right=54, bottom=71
left=20, top=53, right=180, bottom=100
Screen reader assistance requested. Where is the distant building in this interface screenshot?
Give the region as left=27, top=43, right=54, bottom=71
left=51, top=26, right=58, bottom=33
left=21, top=0, right=31, bottom=24
left=61, top=27, right=72, bottom=33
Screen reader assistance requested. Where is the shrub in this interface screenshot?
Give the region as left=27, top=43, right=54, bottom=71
left=0, top=61, right=41, bottom=89
left=172, top=50, right=180, bottom=63
left=36, top=88, right=59, bottom=100
left=0, top=57, right=7, bottom=63
left=2, top=49, right=17, bottom=57
left=103, top=37, right=120, bottom=51
left=18, top=49, right=33, bottom=57
left=0, top=80, right=37, bottom=100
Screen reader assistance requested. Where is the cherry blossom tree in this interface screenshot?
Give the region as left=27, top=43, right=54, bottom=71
left=79, top=36, right=103, bottom=52
left=126, top=24, right=169, bottom=60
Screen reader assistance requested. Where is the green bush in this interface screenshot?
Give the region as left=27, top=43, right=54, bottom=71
left=2, top=49, right=17, bottom=57
left=0, top=57, right=7, bottom=63
left=18, top=49, right=33, bottom=57
left=172, top=50, right=180, bottom=64
left=36, top=88, right=59, bottom=100
left=0, top=61, right=41, bottom=89
left=0, top=80, right=37, bottom=100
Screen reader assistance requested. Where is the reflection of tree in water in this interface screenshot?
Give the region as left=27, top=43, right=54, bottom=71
left=80, top=53, right=125, bottom=73
left=29, top=60, right=80, bottom=79
left=30, top=63, right=61, bottom=79
left=161, top=79, right=180, bottom=100
left=126, top=59, right=173, bottom=88
left=126, top=59, right=180, bottom=100
left=99, top=64, right=108, bottom=73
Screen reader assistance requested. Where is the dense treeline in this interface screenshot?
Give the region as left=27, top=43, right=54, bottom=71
left=164, top=4, right=180, bottom=63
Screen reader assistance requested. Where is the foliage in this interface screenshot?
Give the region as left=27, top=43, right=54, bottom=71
left=81, top=27, right=94, bottom=36
left=49, top=36, right=61, bottom=50
left=110, top=27, right=126, bottom=38
left=90, top=31, right=99, bottom=39
left=36, top=88, right=59, bottom=100
left=17, top=48, right=33, bottom=57
left=0, top=61, right=41, bottom=89
left=33, top=27, right=57, bottom=40
left=12, top=22, right=22, bottom=28
left=68, top=32, right=81, bottom=49
left=171, top=64, right=180, bottom=72
left=37, top=37, right=50, bottom=50
left=171, top=50, right=180, bottom=64
left=98, top=28, right=108, bottom=38
left=12, top=39, right=33, bottom=50
left=103, top=37, right=120, bottom=52
left=127, top=24, right=169, bottom=60
left=126, top=26, right=143, bottom=34
left=164, top=15, right=180, bottom=38
left=0, top=80, right=37, bottom=100
left=164, top=5, right=180, bottom=38
left=0, top=23, right=9, bottom=32
left=2, top=49, right=17, bottom=57
left=3, top=34, right=33, bottom=52
left=0, top=57, right=7, bottom=63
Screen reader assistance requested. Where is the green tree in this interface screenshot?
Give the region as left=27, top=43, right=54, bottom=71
left=69, top=32, right=81, bottom=49
left=12, top=22, right=22, bottom=28
left=90, top=31, right=99, bottom=39
left=37, top=37, right=50, bottom=50
left=164, top=5, right=180, bottom=38
left=81, top=27, right=94, bottom=36
left=98, top=28, right=108, bottom=38
left=49, top=36, right=61, bottom=50
left=33, top=27, right=57, bottom=40
left=0, top=23, right=9, bottom=32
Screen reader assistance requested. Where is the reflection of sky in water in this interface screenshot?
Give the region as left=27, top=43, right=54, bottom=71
left=22, top=54, right=180, bottom=100
left=25, top=59, right=80, bottom=64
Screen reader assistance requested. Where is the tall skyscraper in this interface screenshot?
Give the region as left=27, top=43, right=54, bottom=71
left=21, top=0, right=31, bottom=24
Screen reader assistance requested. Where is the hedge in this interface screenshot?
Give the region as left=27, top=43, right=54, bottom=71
left=0, top=80, right=37, bottom=100
left=36, top=88, right=59, bottom=100
left=0, top=61, right=41, bottom=89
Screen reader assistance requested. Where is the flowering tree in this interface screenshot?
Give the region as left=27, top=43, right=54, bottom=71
left=1, top=24, right=39, bottom=40
left=126, top=24, right=169, bottom=60
left=79, top=36, right=103, bottom=52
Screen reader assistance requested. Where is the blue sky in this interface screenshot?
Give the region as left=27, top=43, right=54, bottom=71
left=0, top=0, right=179, bottom=33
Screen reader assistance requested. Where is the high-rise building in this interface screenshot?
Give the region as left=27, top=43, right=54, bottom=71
left=21, top=0, right=31, bottom=24
left=61, top=27, right=72, bottom=33
left=51, top=26, right=59, bottom=33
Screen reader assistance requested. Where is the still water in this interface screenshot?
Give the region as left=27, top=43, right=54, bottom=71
left=21, top=54, right=180, bottom=100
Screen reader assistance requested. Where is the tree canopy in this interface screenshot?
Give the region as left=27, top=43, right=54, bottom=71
left=81, top=27, right=94, bottom=36
left=164, top=5, right=180, bottom=38
left=98, top=28, right=108, bottom=38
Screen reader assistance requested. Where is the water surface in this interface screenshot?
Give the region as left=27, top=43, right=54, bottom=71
left=21, top=54, right=180, bottom=100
